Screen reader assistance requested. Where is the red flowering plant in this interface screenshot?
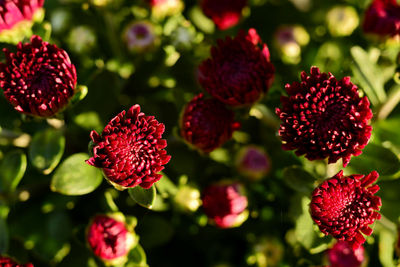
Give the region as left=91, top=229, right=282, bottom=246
left=198, top=28, right=274, bottom=107
left=180, top=93, right=240, bottom=153
left=86, top=213, right=137, bottom=266
left=1, top=1, right=400, bottom=267
left=326, top=241, right=365, bottom=267
left=200, top=0, right=247, bottom=30
left=0, top=0, right=44, bottom=43
left=0, top=35, right=77, bottom=117
left=202, top=182, right=248, bottom=228
left=87, top=105, right=171, bottom=190
left=363, top=0, right=400, bottom=38
left=310, top=171, right=381, bottom=249
left=0, top=256, right=33, bottom=267
left=276, top=67, right=372, bottom=167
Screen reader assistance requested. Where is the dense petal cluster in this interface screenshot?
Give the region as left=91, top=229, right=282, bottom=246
left=0, top=0, right=43, bottom=31
left=87, top=215, right=131, bottom=261
left=276, top=67, right=372, bottom=167
left=327, top=241, right=364, bottom=267
left=198, top=29, right=275, bottom=107
left=200, top=0, right=247, bottom=30
left=202, top=183, right=248, bottom=228
left=87, top=105, right=171, bottom=189
left=0, top=256, right=33, bottom=267
left=310, top=170, right=381, bottom=249
left=0, top=35, right=77, bottom=117
left=180, top=93, right=240, bottom=153
left=363, top=0, right=400, bottom=37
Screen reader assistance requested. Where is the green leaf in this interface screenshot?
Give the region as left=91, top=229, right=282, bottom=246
left=347, top=143, right=400, bottom=179
left=125, top=243, right=148, bottom=267
left=128, top=185, right=156, bottom=209
left=155, top=173, right=178, bottom=197
left=293, top=196, right=330, bottom=251
left=188, top=6, right=215, bottom=34
left=51, top=153, right=102, bottom=195
left=282, top=166, right=316, bottom=194
left=0, top=150, right=27, bottom=192
left=29, top=128, right=65, bottom=175
left=74, top=111, right=103, bottom=132
left=351, top=46, right=386, bottom=106
left=379, top=228, right=396, bottom=267
left=70, top=85, right=88, bottom=105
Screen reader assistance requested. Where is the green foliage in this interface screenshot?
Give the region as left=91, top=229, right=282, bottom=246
left=51, top=153, right=103, bottom=195
left=0, top=150, right=27, bottom=193
left=29, top=127, right=65, bottom=175
left=128, top=185, right=157, bottom=209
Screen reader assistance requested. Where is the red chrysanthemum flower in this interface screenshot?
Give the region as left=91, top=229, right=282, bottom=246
left=0, top=35, right=77, bottom=117
left=180, top=93, right=240, bottom=153
left=0, top=256, right=33, bottom=267
left=310, top=170, right=381, bottom=249
left=87, top=215, right=132, bottom=261
left=327, top=241, right=364, bottom=267
left=202, top=183, right=248, bottom=228
left=276, top=67, right=372, bottom=167
left=200, top=0, right=247, bottom=30
left=363, top=0, right=400, bottom=37
left=0, top=0, right=44, bottom=32
left=198, top=28, right=275, bottom=107
left=87, top=105, right=171, bottom=189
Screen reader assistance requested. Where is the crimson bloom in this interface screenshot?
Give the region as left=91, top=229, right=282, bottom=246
left=200, top=0, right=247, bottom=30
left=87, top=215, right=135, bottom=264
left=0, top=256, right=33, bottom=267
left=276, top=67, right=372, bottom=167
left=0, top=0, right=44, bottom=32
left=202, top=183, right=248, bottom=228
left=198, top=28, right=275, bottom=107
left=87, top=105, right=170, bottom=189
left=363, top=0, right=400, bottom=37
left=180, top=93, right=240, bottom=153
left=310, top=170, right=381, bottom=249
left=327, top=241, right=364, bottom=267
left=0, top=35, right=77, bottom=117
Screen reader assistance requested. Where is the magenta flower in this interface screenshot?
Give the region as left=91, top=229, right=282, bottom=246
left=0, top=35, right=77, bottom=117
left=124, top=21, right=156, bottom=52
left=0, top=0, right=44, bottom=32
left=87, top=215, right=135, bottom=263
left=363, top=0, right=400, bottom=37
left=180, top=93, right=240, bottom=153
left=235, top=146, right=270, bottom=180
left=87, top=105, right=171, bottom=189
left=276, top=67, right=372, bottom=167
left=200, top=0, right=247, bottom=30
left=327, top=241, right=364, bottom=267
left=0, top=256, right=33, bottom=267
left=198, top=28, right=275, bottom=107
left=310, top=170, right=381, bottom=249
left=202, top=183, right=248, bottom=228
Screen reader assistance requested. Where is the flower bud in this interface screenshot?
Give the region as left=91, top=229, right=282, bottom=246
left=235, top=146, right=270, bottom=180
left=0, top=35, right=77, bottom=117
left=0, top=0, right=44, bottom=44
left=202, top=182, right=248, bottom=228
left=326, top=6, right=359, bottom=37
left=86, top=213, right=137, bottom=266
left=174, top=185, right=201, bottom=212
left=123, top=21, right=158, bottom=52
left=327, top=241, right=364, bottom=267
